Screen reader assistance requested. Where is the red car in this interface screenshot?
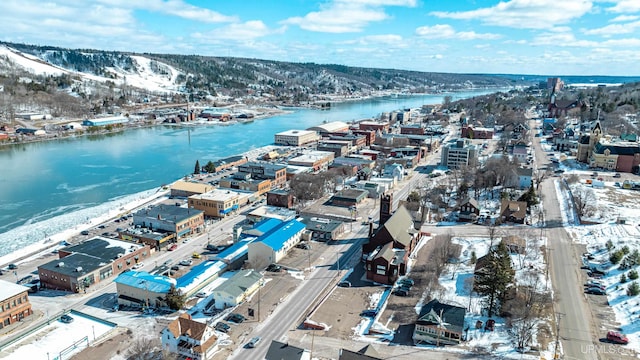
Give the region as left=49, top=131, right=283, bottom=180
left=607, top=331, right=629, bottom=345
left=168, top=244, right=178, bottom=251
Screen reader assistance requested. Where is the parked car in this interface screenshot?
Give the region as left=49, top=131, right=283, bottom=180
left=393, top=289, right=409, bottom=297
left=7, top=264, right=17, bottom=270
left=607, top=331, right=629, bottom=344
left=247, top=336, right=261, bottom=348
left=296, top=242, right=311, bottom=250
left=584, top=280, right=603, bottom=288
left=171, top=265, right=180, bottom=271
left=80, top=230, right=90, bottom=236
left=180, top=259, right=193, bottom=266
left=60, top=314, right=74, bottom=324
left=168, top=244, right=178, bottom=251
left=225, top=313, right=246, bottom=324
left=614, top=173, right=622, bottom=178
left=338, top=280, right=352, bottom=288
left=195, top=292, right=207, bottom=298
left=266, top=264, right=282, bottom=272
left=215, top=322, right=230, bottom=333
left=192, top=252, right=201, bottom=259
left=585, top=287, right=607, bottom=295
left=132, top=262, right=144, bottom=270
left=397, top=278, right=415, bottom=286
left=360, top=309, right=378, bottom=317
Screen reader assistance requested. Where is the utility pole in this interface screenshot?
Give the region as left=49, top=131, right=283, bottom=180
left=554, top=312, right=564, bottom=359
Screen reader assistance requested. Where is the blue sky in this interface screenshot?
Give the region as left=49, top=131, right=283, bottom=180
left=1, top=0, right=639, bottom=76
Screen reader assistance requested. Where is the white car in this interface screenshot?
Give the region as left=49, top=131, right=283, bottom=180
left=180, top=259, right=193, bottom=266
left=133, top=262, right=144, bottom=270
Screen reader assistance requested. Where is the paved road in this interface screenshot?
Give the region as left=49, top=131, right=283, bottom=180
left=531, top=119, right=597, bottom=360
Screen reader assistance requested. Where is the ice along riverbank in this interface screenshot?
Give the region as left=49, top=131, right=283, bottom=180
left=0, top=90, right=499, bottom=260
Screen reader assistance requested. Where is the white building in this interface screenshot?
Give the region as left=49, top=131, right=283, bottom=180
left=274, top=129, right=320, bottom=146
left=161, top=313, right=218, bottom=360
left=440, top=139, right=478, bottom=169
left=247, top=219, right=306, bottom=267
left=211, top=269, right=262, bottom=309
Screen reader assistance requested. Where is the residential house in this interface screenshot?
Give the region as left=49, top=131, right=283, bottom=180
left=161, top=313, right=218, bottom=360
left=0, top=280, right=33, bottom=329
left=211, top=269, right=262, bottom=309
left=247, top=219, right=306, bottom=267
left=383, top=163, right=404, bottom=181
left=114, top=271, right=176, bottom=309
left=265, top=340, right=311, bottom=360
left=511, top=141, right=528, bottom=163
left=413, top=299, right=466, bottom=345
left=502, top=236, right=526, bottom=255
left=461, top=124, right=493, bottom=139
left=458, top=198, right=480, bottom=222
left=505, top=167, right=533, bottom=190
left=499, top=200, right=528, bottom=224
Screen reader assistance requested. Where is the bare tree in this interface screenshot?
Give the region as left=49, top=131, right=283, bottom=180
left=126, top=336, right=161, bottom=360
left=572, top=187, right=596, bottom=218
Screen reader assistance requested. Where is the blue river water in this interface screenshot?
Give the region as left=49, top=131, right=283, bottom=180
left=0, top=90, right=498, bottom=257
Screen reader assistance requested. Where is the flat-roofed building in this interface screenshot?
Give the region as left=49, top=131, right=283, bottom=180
left=211, top=155, right=247, bottom=172
left=327, top=133, right=367, bottom=149
left=246, top=205, right=297, bottom=223
left=120, top=228, right=175, bottom=250
left=441, top=139, right=478, bottom=169
left=132, top=205, right=204, bottom=238
left=332, top=156, right=376, bottom=169
left=237, top=162, right=287, bottom=189
left=275, top=129, right=320, bottom=146
left=219, top=174, right=272, bottom=196
left=358, top=120, right=390, bottom=133
left=114, top=271, right=177, bottom=309
left=170, top=180, right=215, bottom=198
left=299, top=217, right=346, bottom=241
left=317, top=142, right=349, bottom=158
left=0, top=280, right=32, bottom=328
left=82, top=115, right=128, bottom=127
left=39, top=237, right=151, bottom=292
left=266, top=189, right=294, bottom=209
left=188, top=189, right=251, bottom=218
left=288, top=151, right=334, bottom=171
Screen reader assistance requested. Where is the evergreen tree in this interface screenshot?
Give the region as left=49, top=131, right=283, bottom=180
left=474, top=242, right=515, bottom=317
left=165, top=285, right=186, bottom=310
left=194, top=160, right=201, bottom=174
left=518, top=183, right=539, bottom=207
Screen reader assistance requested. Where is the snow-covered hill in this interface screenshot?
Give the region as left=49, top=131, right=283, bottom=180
left=0, top=44, right=183, bottom=93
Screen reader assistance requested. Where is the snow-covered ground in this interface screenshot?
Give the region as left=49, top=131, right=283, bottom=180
left=2, top=311, right=115, bottom=360
left=564, top=178, right=640, bottom=354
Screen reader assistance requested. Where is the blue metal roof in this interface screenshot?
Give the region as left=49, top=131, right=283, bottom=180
left=176, top=260, right=228, bottom=289
left=252, top=218, right=283, bottom=234
left=215, top=239, right=253, bottom=261
left=258, top=219, right=306, bottom=251
left=114, top=271, right=176, bottom=293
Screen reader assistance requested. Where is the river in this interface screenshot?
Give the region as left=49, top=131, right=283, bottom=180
left=0, top=90, right=499, bottom=258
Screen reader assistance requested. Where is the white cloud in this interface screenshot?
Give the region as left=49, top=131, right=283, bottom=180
left=606, top=0, right=640, bottom=13
left=198, top=21, right=282, bottom=41
left=610, top=15, right=639, bottom=22
left=282, top=0, right=416, bottom=33
left=430, top=0, right=592, bottom=29
left=583, top=21, right=640, bottom=36
left=415, top=24, right=501, bottom=40
left=95, top=0, right=237, bottom=23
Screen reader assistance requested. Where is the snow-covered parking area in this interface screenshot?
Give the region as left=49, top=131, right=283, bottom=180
left=566, top=179, right=640, bottom=354
left=2, top=311, right=115, bottom=360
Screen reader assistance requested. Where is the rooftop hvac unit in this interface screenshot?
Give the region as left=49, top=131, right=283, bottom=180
left=57, top=262, right=65, bottom=267
left=76, top=266, right=83, bottom=272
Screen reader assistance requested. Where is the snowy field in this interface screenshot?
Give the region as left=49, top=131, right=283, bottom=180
left=2, top=312, right=115, bottom=360
left=565, top=178, right=640, bottom=354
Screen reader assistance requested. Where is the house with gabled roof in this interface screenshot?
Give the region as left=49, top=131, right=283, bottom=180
left=161, top=313, right=218, bottom=360
left=413, top=299, right=466, bottom=346
left=458, top=198, right=480, bottom=222
left=499, top=200, right=527, bottom=224
left=338, top=344, right=382, bottom=360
